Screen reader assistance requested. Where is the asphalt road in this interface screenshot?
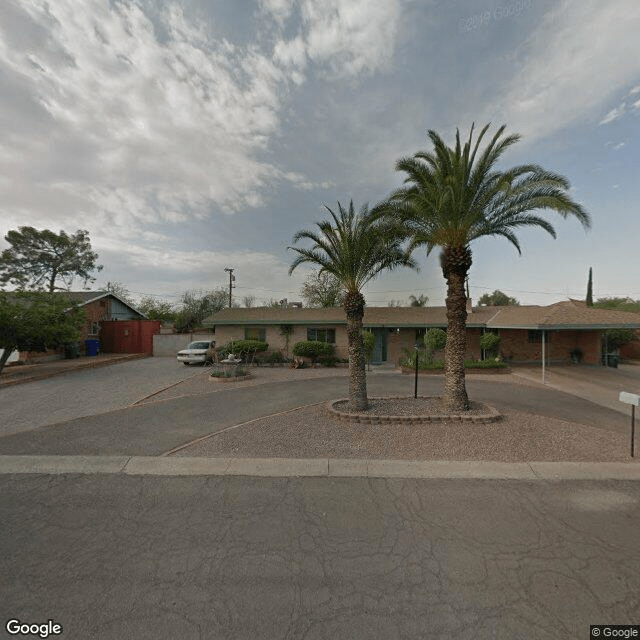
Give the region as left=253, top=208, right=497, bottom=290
left=0, top=373, right=630, bottom=457
left=1, top=473, right=638, bottom=640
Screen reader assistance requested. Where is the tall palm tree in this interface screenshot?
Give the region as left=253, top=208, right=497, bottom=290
left=289, top=200, right=417, bottom=411
left=374, top=124, right=591, bottom=411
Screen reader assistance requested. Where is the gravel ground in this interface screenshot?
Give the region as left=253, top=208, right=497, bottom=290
left=174, top=403, right=634, bottom=462
left=332, top=397, right=492, bottom=416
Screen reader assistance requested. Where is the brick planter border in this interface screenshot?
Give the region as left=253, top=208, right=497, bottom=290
left=209, top=372, right=252, bottom=383
left=326, top=396, right=502, bottom=424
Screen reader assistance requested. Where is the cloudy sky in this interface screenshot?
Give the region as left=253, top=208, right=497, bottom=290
left=0, top=0, right=638, bottom=308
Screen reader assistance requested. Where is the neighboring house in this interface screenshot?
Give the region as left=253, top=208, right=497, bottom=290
left=203, top=299, right=640, bottom=365
left=11, top=291, right=159, bottom=363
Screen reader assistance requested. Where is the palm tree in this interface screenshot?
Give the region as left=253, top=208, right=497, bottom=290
left=374, top=124, right=591, bottom=411
left=289, top=200, right=417, bottom=411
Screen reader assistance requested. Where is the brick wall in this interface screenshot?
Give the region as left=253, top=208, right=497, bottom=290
left=498, top=329, right=601, bottom=364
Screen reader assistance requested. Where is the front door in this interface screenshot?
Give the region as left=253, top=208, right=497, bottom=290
left=371, top=329, right=387, bottom=364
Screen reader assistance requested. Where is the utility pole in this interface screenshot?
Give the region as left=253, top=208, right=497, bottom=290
left=224, top=267, right=235, bottom=308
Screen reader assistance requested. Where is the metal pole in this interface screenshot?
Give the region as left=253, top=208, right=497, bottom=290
left=542, top=329, right=546, bottom=384
left=414, top=347, right=419, bottom=399
left=632, top=405, right=635, bottom=458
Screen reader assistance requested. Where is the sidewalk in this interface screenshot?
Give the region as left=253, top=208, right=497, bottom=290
left=0, top=353, right=149, bottom=387
left=1, top=455, right=639, bottom=480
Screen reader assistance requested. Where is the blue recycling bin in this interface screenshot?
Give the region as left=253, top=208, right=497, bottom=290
left=85, top=339, right=100, bottom=357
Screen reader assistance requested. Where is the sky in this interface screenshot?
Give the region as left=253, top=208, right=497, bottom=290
left=0, top=0, right=639, bottom=309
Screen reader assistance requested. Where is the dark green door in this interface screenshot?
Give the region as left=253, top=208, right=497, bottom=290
left=371, top=329, right=387, bottom=364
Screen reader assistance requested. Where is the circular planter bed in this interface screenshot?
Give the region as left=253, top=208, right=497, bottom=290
left=209, top=371, right=252, bottom=383
left=327, top=396, right=501, bottom=424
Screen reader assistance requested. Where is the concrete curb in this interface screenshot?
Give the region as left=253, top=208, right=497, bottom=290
left=0, top=455, right=639, bottom=480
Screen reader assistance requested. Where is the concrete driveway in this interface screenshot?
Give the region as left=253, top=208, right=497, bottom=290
left=0, top=357, right=204, bottom=437
left=0, top=372, right=632, bottom=458
left=512, top=363, right=640, bottom=415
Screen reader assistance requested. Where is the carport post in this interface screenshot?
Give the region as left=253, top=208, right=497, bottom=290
left=542, top=329, right=546, bottom=384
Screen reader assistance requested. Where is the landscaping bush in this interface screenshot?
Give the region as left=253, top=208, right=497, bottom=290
left=317, top=355, right=340, bottom=367
left=264, top=351, right=288, bottom=365
left=424, top=328, right=447, bottom=363
left=399, top=358, right=508, bottom=370
left=218, top=340, right=268, bottom=360
left=362, top=331, right=376, bottom=362
left=292, top=340, right=334, bottom=363
left=479, top=332, right=501, bottom=358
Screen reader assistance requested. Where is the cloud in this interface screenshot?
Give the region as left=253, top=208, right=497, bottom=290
left=491, top=0, right=640, bottom=140
left=600, top=103, right=627, bottom=125
left=268, top=0, right=401, bottom=79
left=0, top=0, right=309, bottom=239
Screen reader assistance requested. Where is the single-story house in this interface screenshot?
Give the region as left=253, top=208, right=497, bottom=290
left=5, top=291, right=160, bottom=363
left=203, top=299, right=640, bottom=366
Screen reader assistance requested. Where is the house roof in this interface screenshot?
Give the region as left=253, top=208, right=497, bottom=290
left=63, top=291, right=148, bottom=319
left=203, top=300, right=640, bottom=330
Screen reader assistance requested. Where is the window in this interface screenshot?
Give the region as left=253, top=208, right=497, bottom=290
left=244, top=327, right=266, bottom=341
left=89, top=322, right=100, bottom=336
left=307, top=328, right=335, bottom=343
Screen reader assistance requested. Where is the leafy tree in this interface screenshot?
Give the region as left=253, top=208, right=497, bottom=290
left=603, top=329, right=635, bottom=350
left=409, top=294, right=429, bottom=307
left=0, top=291, right=86, bottom=374
left=0, top=227, right=102, bottom=292
left=424, top=328, right=447, bottom=363
left=373, top=123, right=590, bottom=410
left=586, top=267, right=593, bottom=307
left=175, top=289, right=228, bottom=333
left=300, top=269, right=344, bottom=307
left=594, top=297, right=640, bottom=313
left=289, top=200, right=417, bottom=411
left=105, top=281, right=134, bottom=304
left=137, top=296, right=176, bottom=322
left=477, top=290, right=520, bottom=306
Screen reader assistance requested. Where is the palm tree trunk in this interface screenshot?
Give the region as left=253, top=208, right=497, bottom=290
left=344, top=291, right=368, bottom=411
left=442, top=246, right=471, bottom=411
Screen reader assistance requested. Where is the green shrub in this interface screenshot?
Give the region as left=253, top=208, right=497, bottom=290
left=265, top=351, right=288, bottom=364
left=424, top=328, right=447, bottom=363
left=210, top=368, right=248, bottom=378
left=604, top=329, right=634, bottom=350
left=399, top=358, right=508, bottom=370
left=292, top=340, right=334, bottom=363
left=479, top=332, right=501, bottom=356
left=218, top=340, right=268, bottom=360
left=318, top=355, right=340, bottom=367
left=362, top=331, right=376, bottom=363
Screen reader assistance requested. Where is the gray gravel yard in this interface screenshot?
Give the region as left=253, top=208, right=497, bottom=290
left=174, top=403, right=636, bottom=462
